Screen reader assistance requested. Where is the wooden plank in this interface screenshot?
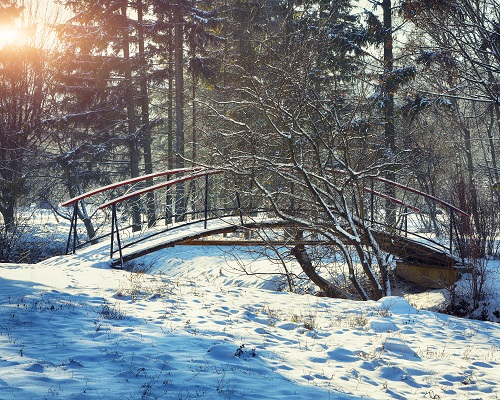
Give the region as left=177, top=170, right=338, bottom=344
left=110, top=218, right=301, bottom=265
left=178, top=239, right=328, bottom=246
left=61, top=167, right=203, bottom=207
left=396, top=262, right=457, bottom=288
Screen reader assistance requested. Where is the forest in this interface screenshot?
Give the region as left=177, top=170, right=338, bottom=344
left=0, top=0, right=499, bottom=311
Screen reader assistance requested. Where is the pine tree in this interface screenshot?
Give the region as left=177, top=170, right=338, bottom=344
left=56, top=0, right=150, bottom=231
left=151, top=0, right=221, bottom=221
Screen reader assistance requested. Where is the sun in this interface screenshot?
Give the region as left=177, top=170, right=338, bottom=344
left=0, top=26, right=20, bottom=47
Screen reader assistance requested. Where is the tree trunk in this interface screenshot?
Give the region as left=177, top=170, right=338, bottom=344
left=174, top=6, right=186, bottom=222
left=190, top=71, right=197, bottom=214
left=489, top=102, right=500, bottom=200
left=138, top=0, right=156, bottom=228
left=63, top=168, right=97, bottom=243
left=291, top=243, right=347, bottom=298
left=122, top=4, right=142, bottom=232
left=0, top=147, right=17, bottom=231
left=0, top=195, right=15, bottom=232
left=461, top=123, right=484, bottom=258
left=291, top=230, right=347, bottom=298
left=165, top=23, right=175, bottom=224
left=382, top=0, right=397, bottom=227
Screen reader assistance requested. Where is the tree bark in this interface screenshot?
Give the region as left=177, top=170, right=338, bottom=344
left=122, top=4, right=142, bottom=232
left=382, top=0, right=397, bottom=227
left=174, top=6, right=186, bottom=222
left=291, top=244, right=346, bottom=298
left=165, top=24, right=175, bottom=224
left=138, top=0, right=156, bottom=227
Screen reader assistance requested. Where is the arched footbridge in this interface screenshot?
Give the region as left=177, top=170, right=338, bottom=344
left=62, top=168, right=470, bottom=289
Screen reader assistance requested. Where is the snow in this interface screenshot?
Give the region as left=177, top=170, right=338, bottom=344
left=1, top=226, right=500, bottom=398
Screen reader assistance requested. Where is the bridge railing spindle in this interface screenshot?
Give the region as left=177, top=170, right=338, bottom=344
left=110, top=204, right=124, bottom=268
left=236, top=191, right=244, bottom=226
left=65, top=202, right=79, bottom=255
left=204, top=174, right=209, bottom=229
left=449, top=207, right=454, bottom=255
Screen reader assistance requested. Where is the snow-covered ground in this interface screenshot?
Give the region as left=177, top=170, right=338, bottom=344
left=1, top=234, right=500, bottom=399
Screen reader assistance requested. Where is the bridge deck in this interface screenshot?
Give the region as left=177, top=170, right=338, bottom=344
left=101, top=214, right=455, bottom=269
left=110, top=215, right=288, bottom=267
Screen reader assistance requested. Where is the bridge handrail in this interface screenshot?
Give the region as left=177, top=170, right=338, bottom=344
left=61, top=167, right=203, bottom=207
left=355, top=184, right=421, bottom=213
left=331, top=169, right=470, bottom=218
left=98, top=169, right=223, bottom=210
left=69, top=204, right=272, bottom=252
left=372, top=176, right=470, bottom=219
left=64, top=166, right=468, bottom=265
left=369, top=220, right=453, bottom=256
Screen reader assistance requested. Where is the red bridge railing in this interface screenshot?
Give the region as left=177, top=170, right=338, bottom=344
left=332, top=169, right=470, bottom=256
left=62, top=167, right=470, bottom=267
left=63, top=168, right=220, bottom=260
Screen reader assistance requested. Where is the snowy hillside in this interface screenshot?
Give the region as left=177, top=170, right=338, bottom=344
left=1, top=243, right=500, bottom=399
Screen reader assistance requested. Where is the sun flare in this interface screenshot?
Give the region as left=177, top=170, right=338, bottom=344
left=0, top=26, right=20, bottom=47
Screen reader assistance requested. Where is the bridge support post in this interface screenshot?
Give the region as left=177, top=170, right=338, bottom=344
left=204, top=173, right=209, bottom=229
left=449, top=208, right=454, bottom=254
left=65, top=202, right=79, bottom=254
left=110, top=204, right=124, bottom=268
left=370, top=178, right=375, bottom=226
left=236, top=191, right=244, bottom=226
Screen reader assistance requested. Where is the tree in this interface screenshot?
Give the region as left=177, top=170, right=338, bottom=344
left=55, top=0, right=156, bottom=234
left=0, top=0, right=22, bottom=23
left=393, top=0, right=500, bottom=315
left=0, top=1, right=51, bottom=229
left=399, top=0, right=499, bottom=257
left=205, top=0, right=395, bottom=299
left=364, top=0, right=418, bottom=227
left=151, top=0, right=221, bottom=221
left=137, top=0, right=156, bottom=227
left=53, top=0, right=223, bottom=238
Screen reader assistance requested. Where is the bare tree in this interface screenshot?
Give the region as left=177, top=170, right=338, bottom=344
left=204, top=0, right=399, bottom=299
left=0, top=1, right=54, bottom=229
left=401, top=0, right=500, bottom=205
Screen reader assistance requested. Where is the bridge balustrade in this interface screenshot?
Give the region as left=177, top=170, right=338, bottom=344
left=62, top=168, right=470, bottom=268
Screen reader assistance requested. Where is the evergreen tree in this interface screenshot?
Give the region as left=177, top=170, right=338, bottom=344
left=363, top=0, right=417, bottom=226
left=55, top=0, right=222, bottom=232
left=150, top=0, right=221, bottom=221
left=55, top=0, right=153, bottom=232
